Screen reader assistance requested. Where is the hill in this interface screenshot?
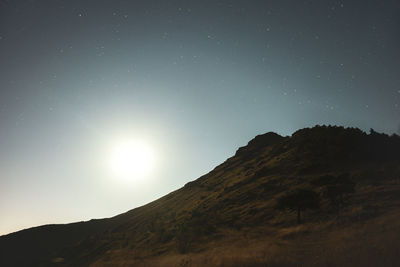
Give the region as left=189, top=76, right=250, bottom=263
left=1, top=125, right=400, bottom=266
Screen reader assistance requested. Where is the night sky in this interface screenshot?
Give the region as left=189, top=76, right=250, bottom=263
left=1, top=0, right=399, bottom=235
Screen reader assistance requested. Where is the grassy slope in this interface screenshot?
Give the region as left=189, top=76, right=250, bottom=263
left=1, top=126, right=400, bottom=266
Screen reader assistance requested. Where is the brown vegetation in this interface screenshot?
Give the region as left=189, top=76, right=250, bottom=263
left=1, top=125, right=400, bottom=266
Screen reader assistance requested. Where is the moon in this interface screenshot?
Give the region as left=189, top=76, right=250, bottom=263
left=109, top=139, right=155, bottom=181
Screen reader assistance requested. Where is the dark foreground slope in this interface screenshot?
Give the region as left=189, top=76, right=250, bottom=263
left=1, top=125, right=400, bottom=266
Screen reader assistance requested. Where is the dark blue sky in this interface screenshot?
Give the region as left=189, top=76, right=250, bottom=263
left=1, top=0, right=399, bottom=235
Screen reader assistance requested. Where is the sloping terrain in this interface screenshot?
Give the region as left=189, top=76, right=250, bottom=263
left=1, top=125, right=400, bottom=266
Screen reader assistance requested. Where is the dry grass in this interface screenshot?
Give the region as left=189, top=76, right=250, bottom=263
left=90, top=209, right=400, bottom=267
left=3, top=126, right=400, bottom=267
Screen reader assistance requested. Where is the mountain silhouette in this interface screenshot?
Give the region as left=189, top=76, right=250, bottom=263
left=1, top=125, right=400, bottom=266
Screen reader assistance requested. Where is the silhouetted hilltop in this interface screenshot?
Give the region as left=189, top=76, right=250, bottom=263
left=236, top=126, right=400, bottom=167
left=289, top=125, right=400, bottom=162
left=1, top=125, right=400, bottom=266
left=235, top=131, right=286, bottom=158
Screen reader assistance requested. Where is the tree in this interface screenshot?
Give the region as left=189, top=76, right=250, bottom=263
left=322, top=174, right=355, bottom=210
left=176, top=222, right=192, bottom=254
left=312, top=173, right=355, bottom=210
left=276, top=189, right=320, bottom=224
left=175, top=208, right=216, bottom=254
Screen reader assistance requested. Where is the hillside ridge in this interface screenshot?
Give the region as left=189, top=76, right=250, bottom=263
left=1, top=125, right=400, bottom=266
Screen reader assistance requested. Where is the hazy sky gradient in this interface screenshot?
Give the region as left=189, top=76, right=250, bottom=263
left=1, top=0, right=399, bottom=235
